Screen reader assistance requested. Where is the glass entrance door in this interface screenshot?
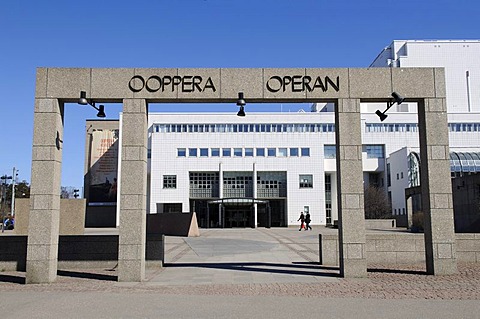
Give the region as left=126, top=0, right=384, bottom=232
left=225, top=207, right=250, bottom=228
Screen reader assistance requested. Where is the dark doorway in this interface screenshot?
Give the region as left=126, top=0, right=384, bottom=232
left=224, top=206, right=252, bottom=228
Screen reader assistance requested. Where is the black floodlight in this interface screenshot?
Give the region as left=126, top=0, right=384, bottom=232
left=375, top=110, right=388, bottom=122
left=237, top=106, right=246, bottom=117
left=78, top=91, right=88, bottom=105
left=375, top=91, right=405, bottom=122
left=391, top=91, right=405, bottom=105
left=96, top=105, right=106, bottom=118
left=236, top=92, right=246, bottom=117
left=78, top=91, right=107, bottom=118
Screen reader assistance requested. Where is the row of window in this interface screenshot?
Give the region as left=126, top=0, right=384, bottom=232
left=163, top=174, right=313, bottom=189
left=154, top=123, right=335, bottom=133
left=176, top=145, right=386, bottom=159
left=366, top=123, right=480, bottom=133
left=323, top=145, right=385, bottom=159
left=365, top=123, right=419, bottom=133
left=154, top=122, right=480, bottom=134
left=177, top=147, right=311, bottom=158
left=448, top=123, right=480, bottom=132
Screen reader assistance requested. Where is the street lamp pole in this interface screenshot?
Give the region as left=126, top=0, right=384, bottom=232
left=11, top=167, right=17, bottom=217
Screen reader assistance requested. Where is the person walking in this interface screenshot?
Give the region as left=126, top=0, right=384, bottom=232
left=297, top=212, right=305, bottom=231
left=305, top=212, right=312, bottom=231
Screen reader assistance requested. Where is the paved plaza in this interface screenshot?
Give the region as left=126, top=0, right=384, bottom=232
left=1, top=228, right=479, bottom=318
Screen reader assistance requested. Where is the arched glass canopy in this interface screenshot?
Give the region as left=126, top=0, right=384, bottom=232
left=408, top=151, right=480, bottom=184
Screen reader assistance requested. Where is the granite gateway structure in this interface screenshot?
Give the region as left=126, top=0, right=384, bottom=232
left=29, top=67, right=456, bottom=283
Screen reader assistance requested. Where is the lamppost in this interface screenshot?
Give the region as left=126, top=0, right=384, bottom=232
left=11, top=167, right=18, bottom=217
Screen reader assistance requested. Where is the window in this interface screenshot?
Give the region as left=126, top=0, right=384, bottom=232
left=267, top=148, right=276, bottom=157
left=211, top=148, right=220, bottom=157
left=387, top=163, right=391, bottom=187
left=234, top=148, right=243, bottom=157
left=301, top=148, right=310, bottom=157
left=324, top=145, right=336, bottom=159
left=397, top=103, right=409, bottom=112
left=325, top=174, right=332, bottom=224
left=189, top=148, right=197, bottom=157
left=200, top=148, right=208, bottom=157
left=364, top=145, right=384, bottom=158
left=222, top=148, right=231, bottom=157
left=177, top=148, right=186, bottom=157
left=189, top=172, right=219, bottom=197
left=163, top=175, right=177, bottom=189
left=162, top=203, right=182, bottom=213
left=299, top=174, right=313, bottom=188
left=290, top=148, right=299, bottom=157
left=278, top=148, right=287, bottom=157
left=245, top=148, right=254, bottom=157
left=256, top=148, right=265, bottom=157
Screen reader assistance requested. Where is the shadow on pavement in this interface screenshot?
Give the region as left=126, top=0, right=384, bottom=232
left=57, top=270, right=118, bottom=281
left=291, top=261, right=338, bottom=271
left=367, top=268, right=427, bottom=275
left=165, top=262, right=341, bottom=277
left=0, top=274, right=26, bottom=284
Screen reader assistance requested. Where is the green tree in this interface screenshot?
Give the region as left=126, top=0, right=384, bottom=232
left=6, top=180, right=30, bottom=200
left=1, top=181, right=30, bottom=215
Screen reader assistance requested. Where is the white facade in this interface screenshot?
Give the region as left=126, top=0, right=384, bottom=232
left=371, top=39, right=480, bottom=114
left=138, top=39, right=480, bottom=227
left=148, top=112, right=333, bottom=227
left=371, top=40, right=480, bottom=216
left=146, top=111, right=407, bottom=227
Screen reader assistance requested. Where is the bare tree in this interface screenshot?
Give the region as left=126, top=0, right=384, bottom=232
left=364, top=185, right=392, bottom=219
left=60, top=186, right=76, bottom=199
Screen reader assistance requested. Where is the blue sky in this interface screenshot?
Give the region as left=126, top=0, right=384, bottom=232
left=1, top=0, right=479, bottom=190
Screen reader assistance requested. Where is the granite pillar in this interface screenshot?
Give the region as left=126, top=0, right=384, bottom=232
left=118, top=99, right=148, bottom=282
left=418, top=98, right=457, bottom=275
left=26, top=98, right=63, bottom=283
left=335, top=98, right=367, bottom=278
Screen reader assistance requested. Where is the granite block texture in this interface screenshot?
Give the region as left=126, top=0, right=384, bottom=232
left=220, top=68, right=264, bottom=100
left=348, top=68, right=392, bottom=99
left=91, top=68, right=135, bottom=99
left=392, top=68, right=436, bottom=98
left=46, top=68, right=91, bottom=99
left=35, top=68, right=48, bottom=98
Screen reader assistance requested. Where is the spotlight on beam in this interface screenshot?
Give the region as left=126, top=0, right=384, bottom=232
left=236, top=92, right=246, bottom=117
left=78, top=91, right=107, bottom=118
left=375, top=92, right=404, bottom=122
